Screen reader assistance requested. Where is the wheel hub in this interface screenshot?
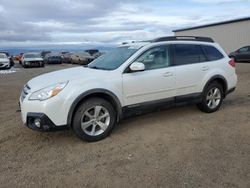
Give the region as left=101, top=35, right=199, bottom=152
left=80, top=105, right=111, bottom=136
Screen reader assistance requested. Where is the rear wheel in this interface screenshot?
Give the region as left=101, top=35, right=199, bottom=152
left=72, top=98, right=116, bottom=142
left=197, top=82, right=223, bottom=113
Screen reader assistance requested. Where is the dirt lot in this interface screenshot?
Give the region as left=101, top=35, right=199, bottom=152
left=0, top=63, right=250, bottom=188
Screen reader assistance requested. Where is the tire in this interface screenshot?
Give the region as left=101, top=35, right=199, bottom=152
left=197, top=82, right=224, bottom=113
left=72, top=97, right=116, bottom=142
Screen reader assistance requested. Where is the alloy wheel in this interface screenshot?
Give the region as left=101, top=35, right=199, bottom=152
left=206, top=87, right=222, bottom=109
left=81, top=105, right=110, bottom=136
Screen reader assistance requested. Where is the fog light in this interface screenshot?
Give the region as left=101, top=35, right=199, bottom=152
left=34, top=118, right=41, bottom=128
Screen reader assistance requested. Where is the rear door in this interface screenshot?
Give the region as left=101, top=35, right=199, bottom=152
left=173, top=44, right=208, bottom=97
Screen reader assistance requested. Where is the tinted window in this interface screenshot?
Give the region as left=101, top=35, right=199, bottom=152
left=136, top=46, right=170, bottom=70
left=0, top=54, right=7, bottom=58
left=203, top=45, right=224, bottom=61
left=24, top=53, right=41, bottom=58
left=238, top=46, right=249, bottom=53
left=174, top=44, right=206, bottom=65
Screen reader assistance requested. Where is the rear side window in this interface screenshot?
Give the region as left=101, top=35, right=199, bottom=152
left=174, top=44, right=206, bottom=65
left=202, top=45, right=224, bottom=61
left=238, top=46, right=249, bottom=53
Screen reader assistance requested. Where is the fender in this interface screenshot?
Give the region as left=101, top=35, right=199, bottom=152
left=67, top=89, right=122, bottom=126
left=202, top=75, right=228, bottom=95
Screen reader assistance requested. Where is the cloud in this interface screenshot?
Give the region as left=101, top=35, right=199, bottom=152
left=0, top=0, right=249, bottom=48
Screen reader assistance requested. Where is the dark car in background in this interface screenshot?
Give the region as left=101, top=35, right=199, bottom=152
left=85, top=49, right=103, bottom=58
left=229, top=46, right=250, bottom=62
left=41, top=51, right=51, bottom=58
left=44, top=53, right=63, bottom=64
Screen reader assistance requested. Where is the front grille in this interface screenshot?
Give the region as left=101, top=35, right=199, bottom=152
left=28, top=61, right=41, bottom=66
left=21, top=84, right=31, bottom=102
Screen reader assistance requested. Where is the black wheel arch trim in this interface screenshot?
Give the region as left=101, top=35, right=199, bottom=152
left=67, top=89, right=122, bottom=126
left=203, top=75, right=228, bottom=96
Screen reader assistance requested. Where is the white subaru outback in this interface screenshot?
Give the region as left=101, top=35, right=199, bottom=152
left=20, top=36, right=237, bottom=142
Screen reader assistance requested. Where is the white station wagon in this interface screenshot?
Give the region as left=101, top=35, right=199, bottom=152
left=20, top=36, right=237, bottom=142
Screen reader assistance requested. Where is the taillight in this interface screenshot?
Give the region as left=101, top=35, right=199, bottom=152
left=229, top=58, right=235, bottom=68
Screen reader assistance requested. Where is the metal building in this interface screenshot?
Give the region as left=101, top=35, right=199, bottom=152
left=173, top=17, right=250, bottom=54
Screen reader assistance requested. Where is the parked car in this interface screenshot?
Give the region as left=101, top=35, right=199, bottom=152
left=85, top=49, right=102, bottom=58
left=19, top=36, right=237, bottom=142
left=21, top=53, right=44, bottom=68
left=0, top=53, right=11, bottom=69
left=70, top=52, right=94, bottom=65
left=44, top=53, right=63, bottom=64
left=0, top=51, right=14, bottom=67
left=62, top=52, right=73, bottom=64
left=41, top=51, right=51, bottom=58
left=229, top=46, right=250, bottom=62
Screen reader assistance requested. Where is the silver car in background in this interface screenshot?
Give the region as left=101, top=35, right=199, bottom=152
left=0, top=53, right=11, bottom=69
left=21, top=53, right=44, bottom=68
left=70, top=52, right=94, bottom=65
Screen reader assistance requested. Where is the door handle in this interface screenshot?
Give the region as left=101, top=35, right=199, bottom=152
left=163, top=72, right=173, bottom=77
left=201, top=66, right=209, bottom=71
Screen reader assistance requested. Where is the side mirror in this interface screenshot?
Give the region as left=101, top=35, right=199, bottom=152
left=129, top=62, right=145, bottom=72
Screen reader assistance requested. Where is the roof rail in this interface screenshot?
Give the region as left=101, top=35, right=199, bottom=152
left=152, top=36, right=214, bottom=43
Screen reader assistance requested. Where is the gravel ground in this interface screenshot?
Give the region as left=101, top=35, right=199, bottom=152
left=0, top=63, right=250, bottom=188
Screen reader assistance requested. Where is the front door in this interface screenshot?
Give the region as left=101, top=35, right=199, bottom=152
left=122, top=45, right=176, bottom=106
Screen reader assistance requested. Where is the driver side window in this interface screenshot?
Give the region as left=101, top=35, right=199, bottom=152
left=136, top=46, right=170, bottom=70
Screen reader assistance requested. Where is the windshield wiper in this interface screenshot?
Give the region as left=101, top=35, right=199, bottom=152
left=88, top=66, right=110, bottom=70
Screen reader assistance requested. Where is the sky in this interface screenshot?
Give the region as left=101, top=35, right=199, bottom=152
left=0, top=0, right=249, bottom=48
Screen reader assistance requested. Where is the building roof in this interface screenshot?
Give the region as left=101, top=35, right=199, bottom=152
left=173, top=17, right=250, bottom=32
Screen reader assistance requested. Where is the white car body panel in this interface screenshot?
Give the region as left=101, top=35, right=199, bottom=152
left=123, top=66, right=176, bottom=105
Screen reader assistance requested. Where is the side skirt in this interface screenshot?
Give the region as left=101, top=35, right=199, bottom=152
left=122, top=93, right=202, bottom=119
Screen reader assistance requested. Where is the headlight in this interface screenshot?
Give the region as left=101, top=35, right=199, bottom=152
left=29, top=81, right=68, bottom=101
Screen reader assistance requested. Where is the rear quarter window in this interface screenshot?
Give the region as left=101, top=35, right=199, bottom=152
left=202, top=45, right=224, bottom=61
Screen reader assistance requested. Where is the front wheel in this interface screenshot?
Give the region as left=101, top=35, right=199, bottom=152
left=72, top=98, right=116, bottom=142
left=197, top=82, right=223, bottom=113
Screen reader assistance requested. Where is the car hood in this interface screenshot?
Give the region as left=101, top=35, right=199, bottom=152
left=27, top=67, right=109, bottom=91
left=24, top=58, right=43, bottom=61
left=0, top=58, right=9, bottom=62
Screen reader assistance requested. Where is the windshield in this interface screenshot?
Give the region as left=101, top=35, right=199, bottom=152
left=0, top=54, right=7, bottom=58
left=24, top=53, right=41, bottom=58
left=88, top=47, right=138, bottom=70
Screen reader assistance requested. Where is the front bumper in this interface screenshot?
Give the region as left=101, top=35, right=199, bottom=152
left=19, top=93, right=70, bottom=128
left=0, top=62, right=10, bottom=68
left=26, top=113, right=67, bottom=131
left=25, top=61, right=43, bottom=67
